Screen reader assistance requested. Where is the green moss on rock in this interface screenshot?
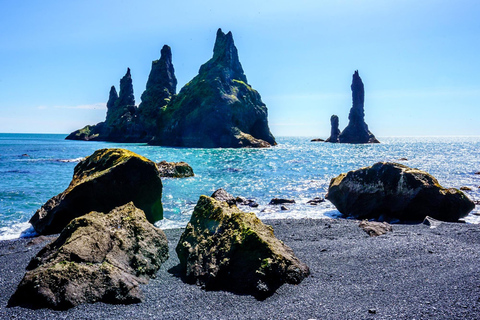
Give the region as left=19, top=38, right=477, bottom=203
left=29, top=148, right=163, bottom=235
left=176, top=195, right=309, bottom=299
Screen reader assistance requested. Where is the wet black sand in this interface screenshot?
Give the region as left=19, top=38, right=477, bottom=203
left=1, top=218, right=480, bottom=319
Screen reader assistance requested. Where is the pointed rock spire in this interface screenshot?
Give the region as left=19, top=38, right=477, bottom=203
left=199, top=28, right=247, bottom=83
left=338, top=70, right=379, bottom=144
left=116, top=68, right=135, bottom=108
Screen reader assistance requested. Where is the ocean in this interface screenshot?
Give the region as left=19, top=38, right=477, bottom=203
left=1, top=133, right=479, bottom=240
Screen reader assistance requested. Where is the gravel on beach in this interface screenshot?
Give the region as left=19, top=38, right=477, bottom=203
left=1, top=218, right=480, bottom=319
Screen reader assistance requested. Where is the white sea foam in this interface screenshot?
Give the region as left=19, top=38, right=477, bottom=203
left=0, top=222, right=36, bottom=240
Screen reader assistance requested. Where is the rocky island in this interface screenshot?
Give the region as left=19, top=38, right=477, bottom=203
left=66, top=29, right=276, bottom=148
left=322, top=70, right=379, bottom=144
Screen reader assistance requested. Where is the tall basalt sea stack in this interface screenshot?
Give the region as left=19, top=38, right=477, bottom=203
left=150, top=29, right=276, bottom=148
left=137, top=45, right=177, bottom=137
left=338, top=70, right=379, bottom=144
left=66, top=29, right=275, bottom=148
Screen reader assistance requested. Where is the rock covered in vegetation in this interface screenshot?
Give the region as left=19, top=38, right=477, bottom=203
left=66, top=29, right=275, bottom=148
left=338, top=70, right=379, bottom=144
left=30, top=148, right=163, bottom=235
left=325, top=115, right=340, bottom=143
left=176, top=195, right=309, bottom=299
left=326, top=162, right=475, bottom=222
left=150, top=29, right=276, bottom=148
left=9, top=203, right=169, bottom=310
left=156, top=160, right=194, bottom=178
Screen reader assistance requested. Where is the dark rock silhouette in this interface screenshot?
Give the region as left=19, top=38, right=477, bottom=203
left=325, top=115, right=340, bottom=143
left=338, top=71, right=379, bottom=144
left=66, top=30, right=275, bottom=148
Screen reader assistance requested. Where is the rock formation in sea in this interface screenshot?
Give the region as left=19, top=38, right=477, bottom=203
left=176, top=195, right=309, bottom=299
left=29, top=148, right=164, bottom=235
left=326, top=162, right=475, bottom=222
left=156, top=160, right=194, bottom=178
left=325, top=114, right=340, bottom=143
left=9, top=203, right=169, bottom=310
left=337, top=70, right=379, bottom=143
left=66, top=29, right=276, bottom=148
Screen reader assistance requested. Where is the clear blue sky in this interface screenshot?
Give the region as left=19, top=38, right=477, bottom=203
left=1, top=0, right=479, bottom=137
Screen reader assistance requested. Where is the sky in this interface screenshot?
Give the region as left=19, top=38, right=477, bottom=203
left=1, top=0, right=479, bottom=137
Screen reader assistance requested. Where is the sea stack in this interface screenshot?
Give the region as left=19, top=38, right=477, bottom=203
left=325, top=115, right=340, bottom=143
left=338, top=70, right=379, bottom=144
left=150, top=29, right=276, bottom=148
left=66, top=29, right=275, bottom=148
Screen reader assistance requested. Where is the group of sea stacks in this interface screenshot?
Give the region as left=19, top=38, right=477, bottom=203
left=313, top=70, right=380, bottom=144
left=66, top=29, right=276, bottom=148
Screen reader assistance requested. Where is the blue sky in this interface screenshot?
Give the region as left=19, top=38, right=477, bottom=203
left=1, top=0, right=479, bottom=137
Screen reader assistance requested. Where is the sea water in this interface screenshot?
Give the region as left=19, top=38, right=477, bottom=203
left=1, top=133, right=479, bottom=240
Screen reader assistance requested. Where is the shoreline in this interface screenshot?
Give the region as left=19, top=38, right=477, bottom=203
left=1, top=218, right=480, bottom=319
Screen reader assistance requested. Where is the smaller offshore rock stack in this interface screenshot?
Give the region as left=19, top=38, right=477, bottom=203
left=321, top=71, right=379, bottom=144
left=325, top=115, right=340, bottom=143
left=338, top=70, right=379, bottom=143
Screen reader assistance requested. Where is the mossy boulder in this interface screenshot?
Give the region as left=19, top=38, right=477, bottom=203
left=176, top=195, right=309, bottom=299
left=9, top=203, right=169, bottom=310
left=156, top=160, right=194, bottom=178
left=326, top=162, right=475, bottom=222
left=30, top=148, right=163, bottom=235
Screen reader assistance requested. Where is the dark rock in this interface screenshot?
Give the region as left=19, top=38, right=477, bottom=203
left=269, top=198, right=296, bottom=205
left=235, top=196, right=258, bottom=207
left=475, top=171, right=480, bottom=175
left=156, top=160, right=194, bottom=178
left=175, top=195, right=309, bottom=299
left=326, top=162, right=475, bottom=222
left=338, top=71, right=379, bottom=144
left=307, top=197, right=325, bottom=205
left=460, top=186, right=472, bottom=191
left=149, top=28, right=276, bottom=148
left=67, top=30, right=275, bottom=148
left=9, top=203, right=168, bottom=310
left=325, top=115, right=340, bottom=143
left=137, top=45, right=177, bottom=136
left=398, top=157, right=408, bottom=161
left=281, top=206, right=288, bottom=211
left=358, top=220, right=393, bottom=237
left=211, top=188, right=237, bottom=206
left=29, top=148, right=163, bottom=235
left=311, top=138, right=325, bottom=142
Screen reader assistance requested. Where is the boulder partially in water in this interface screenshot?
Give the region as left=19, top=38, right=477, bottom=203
left=156, top=160, right=194, bottom=178
left=30, top=148, right=163, bottom=235
left=176, top=195, right=309, bottom=299
left=326, top=162, right=475, bottom=222
left=10, top=203, right=169, bottom=310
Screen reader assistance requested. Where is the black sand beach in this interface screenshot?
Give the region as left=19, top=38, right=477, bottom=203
left=1, top=218, right=480, bottom=319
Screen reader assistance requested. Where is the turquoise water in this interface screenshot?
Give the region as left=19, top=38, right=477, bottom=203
left=1, top=133, right=479, bottom=239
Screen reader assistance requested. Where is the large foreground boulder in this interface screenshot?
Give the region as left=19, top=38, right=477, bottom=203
left=326, top=162, right=475, bottom=222
left=9, top=203, right=169, bottom=310
left=30, top=148, right=163, bottom=235
left=176, top=195, right=310, bottom=299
